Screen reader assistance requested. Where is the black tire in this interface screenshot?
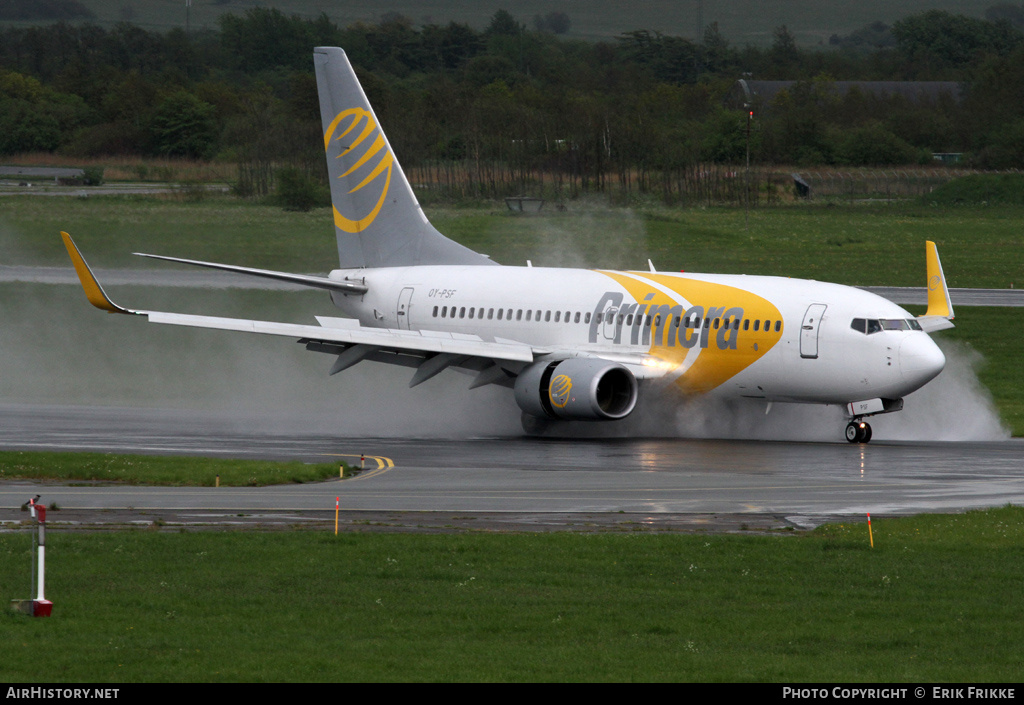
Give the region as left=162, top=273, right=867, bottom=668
left=845, top=422, right=860, bottom=443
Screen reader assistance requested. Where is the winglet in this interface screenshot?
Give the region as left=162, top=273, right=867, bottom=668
left=61, top=232, right=135, bottom=314
left=924, top=240, right=954, bottom=320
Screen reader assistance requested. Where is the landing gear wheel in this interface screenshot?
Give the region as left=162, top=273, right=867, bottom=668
left=845, top=421, right=872, bottom=443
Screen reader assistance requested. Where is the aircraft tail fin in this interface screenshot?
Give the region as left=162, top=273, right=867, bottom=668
left=313, top=47, right=493, bottom=269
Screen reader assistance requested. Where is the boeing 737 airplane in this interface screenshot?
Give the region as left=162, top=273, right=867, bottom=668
left=62, top=47, right=955, bottom=443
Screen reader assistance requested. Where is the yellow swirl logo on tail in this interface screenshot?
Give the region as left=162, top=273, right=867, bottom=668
left=324, top=108, right=394, bottom=233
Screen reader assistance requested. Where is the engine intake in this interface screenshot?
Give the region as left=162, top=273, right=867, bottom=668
left=514, top=358, right=638, bottom=421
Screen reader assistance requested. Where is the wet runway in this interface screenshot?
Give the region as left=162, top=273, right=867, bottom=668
left=0, top=404, right=1021, bottom=529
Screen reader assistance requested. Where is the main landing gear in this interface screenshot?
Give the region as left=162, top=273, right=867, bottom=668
left=845, top=420, right=872, bottom=444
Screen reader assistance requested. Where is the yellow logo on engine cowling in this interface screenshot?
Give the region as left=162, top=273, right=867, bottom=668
left=324, top=107, right=394, bottom=233
left=550, top=374, right=573, bottom=408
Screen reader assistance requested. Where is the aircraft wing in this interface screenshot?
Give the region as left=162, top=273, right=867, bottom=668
left=63, top=233, right=673, bottom=387
left=131, top=252, right=368, bottom=295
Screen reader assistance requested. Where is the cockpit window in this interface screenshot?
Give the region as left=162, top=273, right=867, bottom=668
left=852, top=317, right=924, bottom=335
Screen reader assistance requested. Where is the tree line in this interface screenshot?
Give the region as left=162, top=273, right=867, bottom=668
left=2, top=7, right=1024, bottom=203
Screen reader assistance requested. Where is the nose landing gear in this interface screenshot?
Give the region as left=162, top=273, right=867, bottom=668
left=845, top=420, right=872, bottom=443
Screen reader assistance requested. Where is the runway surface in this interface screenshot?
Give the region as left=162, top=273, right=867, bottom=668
left=0, top=404, right=1021, bottom=531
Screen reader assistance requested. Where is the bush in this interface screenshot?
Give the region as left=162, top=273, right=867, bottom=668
left=836, top=124, right=919, bottom=166
left=924, top=173, right=1024, bottom=205
left=275, top=167, right=328, bottom=211
left=82, top=167, right=104, bottom=186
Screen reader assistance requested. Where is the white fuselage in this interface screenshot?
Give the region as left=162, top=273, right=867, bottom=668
left=326, top=264, right=946, bottom=407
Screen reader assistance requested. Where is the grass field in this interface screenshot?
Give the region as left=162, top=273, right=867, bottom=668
left=3, top=506, right=1024, bottom=682
left=3, top=195, right=1022, bottom=287
left=0, top=451, right=345, bottom=486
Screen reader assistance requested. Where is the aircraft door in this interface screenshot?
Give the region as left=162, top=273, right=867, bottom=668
left=397, top=287, right=414, bottom=330
left=800, top=303, right=827, bottom=359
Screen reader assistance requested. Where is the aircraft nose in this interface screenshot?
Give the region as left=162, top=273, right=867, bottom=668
left=899, top=334, right=946, bottom=389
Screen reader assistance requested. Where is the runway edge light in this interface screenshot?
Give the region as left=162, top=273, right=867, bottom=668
left=10, top=498, right=53, bottom=617
left=867, top=513, right=874, bottom=549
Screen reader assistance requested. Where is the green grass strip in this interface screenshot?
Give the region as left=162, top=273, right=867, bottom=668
left=0, top=450, right=344, bottom=486
left=2, top=506, right=1023, bottom=681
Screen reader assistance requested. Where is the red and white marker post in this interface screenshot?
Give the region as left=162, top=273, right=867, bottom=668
left=12, top=498, right=53, bottom=617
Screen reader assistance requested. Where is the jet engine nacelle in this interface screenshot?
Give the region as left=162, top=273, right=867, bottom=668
left=513, top=358, right=638, bottom=421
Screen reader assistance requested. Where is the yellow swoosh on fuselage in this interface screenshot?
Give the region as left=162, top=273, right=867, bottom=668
left=599, top=271, right=784, bottom=394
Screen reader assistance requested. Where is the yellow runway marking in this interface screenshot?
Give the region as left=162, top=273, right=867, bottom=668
left=327, top=454, right=395, bottom=481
